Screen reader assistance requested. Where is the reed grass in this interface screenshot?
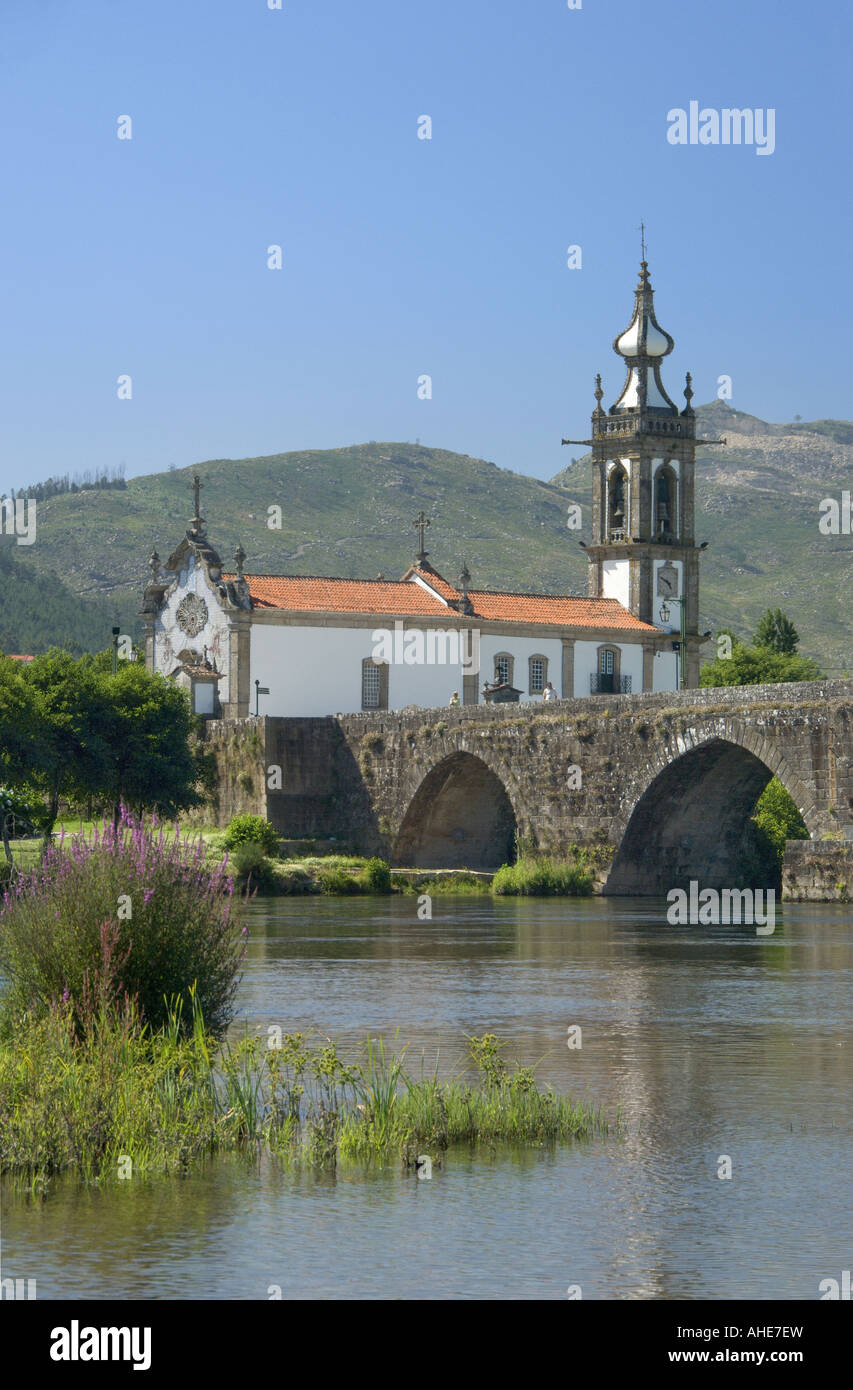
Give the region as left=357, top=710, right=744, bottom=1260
left=491, top=856, right=594, bottom=896
left=0, top=1001, right=608, bottom=1186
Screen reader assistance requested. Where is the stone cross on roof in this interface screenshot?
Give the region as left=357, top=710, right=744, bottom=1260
left=189, top=474, right=205, bottom=533
left=412, top=509, right=431, bottom=561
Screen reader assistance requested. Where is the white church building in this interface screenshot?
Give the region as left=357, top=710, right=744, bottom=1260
left=141, top=259, right=708, bottom=718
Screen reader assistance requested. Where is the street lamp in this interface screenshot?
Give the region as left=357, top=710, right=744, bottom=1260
left=658, top=601, right=670, bottom=625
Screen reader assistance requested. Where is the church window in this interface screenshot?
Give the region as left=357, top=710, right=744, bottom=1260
left=362, top=658, right=388, bottom=710
left=594, top=645, right=621, bottom=694
left=494, top=653, right=513, bottom=687
left=529, top=655, right=547, bottom=693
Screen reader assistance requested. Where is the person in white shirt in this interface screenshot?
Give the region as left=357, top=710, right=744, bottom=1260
left=543, top=681, right=557, bottom=701
left=448, top=691, right=460, bottom=706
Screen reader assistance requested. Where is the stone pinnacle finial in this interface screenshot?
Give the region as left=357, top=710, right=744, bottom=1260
left=189, top=473, right=205, bottom=533
left=234, top=543, right=246, bottom=578
left=457, top=560, right=474, bottom=616
left=593, top=374, right=605, bottom=413
left=684, top=371, right=694, bottom=413
left=149, top=548, right=160, bottom=581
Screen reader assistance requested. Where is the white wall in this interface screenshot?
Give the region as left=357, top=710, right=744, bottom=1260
left=653, top=647, right=680, bottom=692
left=477, top=634, right=564, bottom=702
left=602, top=559, right=630, bottom=607
left=249, top=626, right=572, bottom=715
left=248, top=624, right=677, bottom=715
left=249, top=624, right=471, bottom=716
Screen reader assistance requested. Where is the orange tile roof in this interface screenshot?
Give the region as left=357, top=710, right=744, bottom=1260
left=224, top=574, right=449, bottom=616
left=223, top=572, right=659, bottom=632
left=467, top=592, right=658, bottom=631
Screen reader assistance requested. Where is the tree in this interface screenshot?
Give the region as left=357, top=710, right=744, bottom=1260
left=90, top=658, right=205, bottom=825
left=754, top=608, right=800, bottom=656
left=753, top=776, right=809, bottom=861
left=0, top=658, right=42, bottom=862
left=22, top=651, right=111, bottom=851
left=700, top=642, right=821, bottom=688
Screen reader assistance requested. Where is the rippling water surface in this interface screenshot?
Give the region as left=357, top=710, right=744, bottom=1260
left=3, top=896, right=852, bottom=1299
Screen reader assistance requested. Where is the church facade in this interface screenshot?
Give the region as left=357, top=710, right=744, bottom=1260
left=141, top=259, right=708, bottom=718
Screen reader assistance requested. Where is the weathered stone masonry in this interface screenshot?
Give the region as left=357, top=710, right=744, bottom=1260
left=196, top=678, right=853, bottom=894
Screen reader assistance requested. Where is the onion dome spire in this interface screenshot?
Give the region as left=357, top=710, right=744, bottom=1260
left=610, top=260, right=678, bottom=413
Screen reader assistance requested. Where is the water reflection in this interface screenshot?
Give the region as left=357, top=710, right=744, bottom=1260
left=3, top=896, right=851, bottom=1299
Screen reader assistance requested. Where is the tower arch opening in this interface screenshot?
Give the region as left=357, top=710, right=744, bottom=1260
left=605, top=737, right=809, bottom=895
left=393, top=752, right=517, bottom=870
left=654, top=463, right=678, bottom=541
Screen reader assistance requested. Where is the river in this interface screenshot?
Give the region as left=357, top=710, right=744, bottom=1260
left=2, top=895, right=851, bottom=1299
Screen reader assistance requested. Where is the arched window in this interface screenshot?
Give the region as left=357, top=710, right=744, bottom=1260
left=608, top=465, right=628, bottom=540
left=654, top=465, right=678, bottom=541
left=593, top=645, right=622, bottom=694
left=362, top=657, right=389, bottom=710
left=528, top=654, right=548, bottom=694
left=494, top=653, right=514, bottom=687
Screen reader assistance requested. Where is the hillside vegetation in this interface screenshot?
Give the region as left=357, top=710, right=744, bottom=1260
left=1, top=402, right=850, bottom=674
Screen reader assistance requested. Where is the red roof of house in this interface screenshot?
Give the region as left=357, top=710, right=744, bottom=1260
left=222, top=568, right=659, bottom=633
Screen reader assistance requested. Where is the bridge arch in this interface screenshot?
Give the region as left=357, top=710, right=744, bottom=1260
left=392, top=749, right=518, bottom=870
left=605, top=724, right=820, bottom=895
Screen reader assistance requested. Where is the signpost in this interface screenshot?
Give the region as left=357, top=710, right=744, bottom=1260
left=254, top=680, right=270, bottom=717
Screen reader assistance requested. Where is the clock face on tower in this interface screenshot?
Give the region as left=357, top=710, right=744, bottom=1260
left=657, top=563, right=678, bottom=598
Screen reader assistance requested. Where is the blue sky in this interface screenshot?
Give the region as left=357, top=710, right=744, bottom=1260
left=1, top=0, right=850, bottom=493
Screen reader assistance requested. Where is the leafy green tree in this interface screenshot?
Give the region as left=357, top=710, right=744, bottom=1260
left=700, top=642, right=821, bottom=688
left=754, top=608, right=800, bottom=656
left=22, top=651, right=110, bottom=851
left=753, top=777, right=809, bottom=861
left=90, top=658, right=205, bottom=825
left=0, top=658, right=42, bottom=862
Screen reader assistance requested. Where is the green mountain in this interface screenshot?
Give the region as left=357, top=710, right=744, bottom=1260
left=0, top=543, right=138, bottom=657
left=2, top=402, right=850, bottom=675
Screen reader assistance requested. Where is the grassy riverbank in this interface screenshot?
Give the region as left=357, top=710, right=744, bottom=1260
left=211, top=843, right=605, bottom=898
left=4, top=819, right=605, bottom=897
left=0, top=1004, right=609, bottom=1185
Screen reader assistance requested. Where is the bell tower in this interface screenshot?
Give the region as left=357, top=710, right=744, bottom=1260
left=563, top=257, right=717, bottom=688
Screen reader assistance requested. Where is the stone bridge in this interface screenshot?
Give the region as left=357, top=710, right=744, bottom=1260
left=201, top=679, right=853, bottom=893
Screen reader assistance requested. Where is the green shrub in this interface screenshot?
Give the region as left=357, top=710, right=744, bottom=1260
left=0, top=811, right=245, bottom=1037
left=229, top=841, right=276, bottom=889
left=491, top=856, right=593, bottom=897
left=222, top=814, right=279, bottom=857
left=317, top=867, right=363, bottom=895
left=360, top=857, right=391, bottom=893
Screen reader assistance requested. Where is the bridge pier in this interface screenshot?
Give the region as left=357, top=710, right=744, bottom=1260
left=193, top=680, right=853, bottom=894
